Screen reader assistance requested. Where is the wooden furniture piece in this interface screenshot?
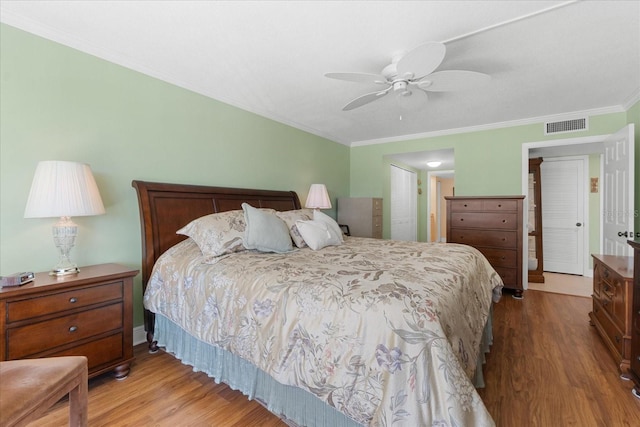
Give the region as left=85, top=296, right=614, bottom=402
left=528, top=158, right=545, bottom=283
left=446, top=195, right=525, bottom=298
left=0, top=264, right=138, bottom=379
left=626, top=239, right=640, bottom=397
left=337, top=197, right=383, bottom=238
left=0, top=356, right=88, bottom=427
left=589, top=254, right=634, bottom=373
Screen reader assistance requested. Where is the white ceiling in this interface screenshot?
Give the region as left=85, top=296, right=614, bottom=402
left=1, top=0, right=639, bottom=151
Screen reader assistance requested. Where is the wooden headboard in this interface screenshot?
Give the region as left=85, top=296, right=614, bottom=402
left=132, top=180, right=302, bottom=339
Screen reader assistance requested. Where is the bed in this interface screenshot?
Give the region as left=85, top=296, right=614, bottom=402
left=132, top=180, right=503, bottom=427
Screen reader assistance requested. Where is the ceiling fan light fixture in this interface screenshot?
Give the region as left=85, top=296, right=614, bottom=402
left=427, top=161, right=442, bottom=167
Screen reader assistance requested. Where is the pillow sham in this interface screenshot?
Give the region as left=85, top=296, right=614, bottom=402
left=313, top=209, right=344, bottom=243
left=296, top=219, right=342, bottom=250
left=275, top=208, right=314, bottom=248
left=176, top=210, right=246, bottom=258
left=242, top=203, right=294, bottom=253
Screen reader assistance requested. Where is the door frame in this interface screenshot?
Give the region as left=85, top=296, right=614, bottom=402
left=521, top=134, right=607, bottom=289
left=426, top=169, right=455, bottom=242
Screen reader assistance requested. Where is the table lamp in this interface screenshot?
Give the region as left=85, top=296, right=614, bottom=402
left=24, top=160, right=105, bottom=275
left=305, top=184, right=332, bottom=210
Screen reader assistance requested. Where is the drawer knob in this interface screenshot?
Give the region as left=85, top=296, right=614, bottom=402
left=69, top=325, right=78, bottom=333
left=69, top=297, right=77, bottom=304
left=502, top=219, right=507, bottom=223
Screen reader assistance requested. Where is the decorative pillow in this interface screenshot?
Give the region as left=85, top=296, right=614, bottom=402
left=275, top=208, right=314, bottom=248
left=242, top=203, right=293, bottom=253
left=313, top=209, right=344, bottom=243
left=176, top=210, right=246, bottom=258
left=296, top=219, right=342, bottom=250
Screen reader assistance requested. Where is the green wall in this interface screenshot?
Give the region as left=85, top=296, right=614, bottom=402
left=350, top=110, right=637, bottom=240
left=0, top=24, right=350, bottom=327
left=1, top=22, right=638, bottom=329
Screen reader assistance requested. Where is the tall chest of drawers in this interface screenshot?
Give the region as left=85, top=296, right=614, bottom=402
left=337, top=197, right=383, bottom=238
left=589, top=254, right=634, bottom=373
left=0, top=264, right=138, bottom=379
left=445, top=196, right=525, bottom=298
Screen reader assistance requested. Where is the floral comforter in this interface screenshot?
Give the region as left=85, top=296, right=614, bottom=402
left=144, top=237, right=503, bottom=426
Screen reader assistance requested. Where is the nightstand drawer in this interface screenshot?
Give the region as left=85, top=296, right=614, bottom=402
left=7, top=282, right=123, bottom=322
left=7, top=303, right=123, bottom=359
left=50, top=333, right=124, bottom=372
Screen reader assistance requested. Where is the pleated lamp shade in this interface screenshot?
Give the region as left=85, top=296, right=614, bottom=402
left=305, top=184, right=332, bottom=210
left=24, top=161, right=105, bottom=218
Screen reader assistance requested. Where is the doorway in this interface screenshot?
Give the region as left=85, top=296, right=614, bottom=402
left=522, top=124, right=635, bottom=295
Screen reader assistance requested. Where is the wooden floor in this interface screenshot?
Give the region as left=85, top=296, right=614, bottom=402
left=31, top=290, right=640, bottom=426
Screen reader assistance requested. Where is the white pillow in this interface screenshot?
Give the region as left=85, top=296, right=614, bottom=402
left=313, top=210, right=344, bottom=243
left=296, top=219, right=342, bottom=250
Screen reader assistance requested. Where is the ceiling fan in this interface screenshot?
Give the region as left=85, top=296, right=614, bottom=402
left=325, top=42, right=490, bottom=111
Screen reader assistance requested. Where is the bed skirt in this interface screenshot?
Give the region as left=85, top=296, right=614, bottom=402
left=154, top=307, right=494, bottom=427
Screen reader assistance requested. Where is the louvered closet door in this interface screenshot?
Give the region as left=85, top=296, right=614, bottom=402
left=541, top=156, right=586, bottom=275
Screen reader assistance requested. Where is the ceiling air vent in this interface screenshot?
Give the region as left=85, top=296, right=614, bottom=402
left=544, top=117, right=588, bottom=135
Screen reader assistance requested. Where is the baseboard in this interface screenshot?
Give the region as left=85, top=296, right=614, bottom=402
left=133, top=325, right=146, bottom=346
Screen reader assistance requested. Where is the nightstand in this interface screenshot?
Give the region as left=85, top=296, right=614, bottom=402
left=0, top=263, right=138, bottom=379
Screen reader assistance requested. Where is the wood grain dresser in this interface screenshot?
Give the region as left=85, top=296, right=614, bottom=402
left=0, top=263, right=138, bottom=379
left=445, top=196, right=525, bottom=298
left=589, top=254, right=634, bottom=373
left=337, top=197, right=383, bottom=238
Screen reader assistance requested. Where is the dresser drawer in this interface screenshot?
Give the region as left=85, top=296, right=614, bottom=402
left=372, top=198, right=382, bottom=213
left=493, top=267, right=518, bottom=287
left=476, top=248, right=518, bottom=268
left=592, top=299, right=624, bottom=357
left=482, top=199, right=519, bottom=211
left=7, top=282, right=123, bottom=322
left=448, top=229, right=517, bottom=248
left=449, top=199, right=484, bottom=211
left=7, top=303, right=123, bottom=359
left=450, top=212, right=519, bottom=230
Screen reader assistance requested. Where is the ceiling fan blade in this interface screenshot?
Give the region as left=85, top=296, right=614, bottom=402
left=396, top=42, right=446, bottom=79
left=418, top=70, right=491, bottom=92
left=325, top=72, right=387, bottom=84
left=342, top=88, right=391, bottom=111
left=396, top=88, right=428, bottom=111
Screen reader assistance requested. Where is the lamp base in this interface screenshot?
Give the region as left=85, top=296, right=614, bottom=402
left=49, top=266, right=80, bottom=276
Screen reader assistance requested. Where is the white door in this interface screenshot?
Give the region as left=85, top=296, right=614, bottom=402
left=541, top=156, right=586, bottom=275
left=603, top=124, right=635, bottom=256
left=390, top=165, right=417, bottom=241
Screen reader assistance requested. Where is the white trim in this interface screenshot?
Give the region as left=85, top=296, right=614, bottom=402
left=133, top=325, right=146, bottom=346
left=623, top=88, right=640, bottom=110
left=522, top=134, right=608, bottom=289
left=351, top=105, right=625, bottom=147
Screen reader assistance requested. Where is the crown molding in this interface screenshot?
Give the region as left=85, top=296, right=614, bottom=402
left=349, top=105, right=627, bottom=147
left=622, top=88, right=640, bottom=110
